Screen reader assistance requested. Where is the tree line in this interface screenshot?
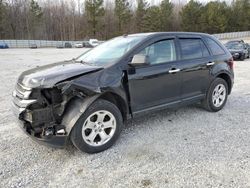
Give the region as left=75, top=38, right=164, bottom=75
left=0, top=0, right=249, bottom=41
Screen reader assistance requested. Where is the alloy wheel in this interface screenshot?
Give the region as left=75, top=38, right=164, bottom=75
left=81, top=110, right=116, bottom=146
left=212, top=84, right=226, bottom=108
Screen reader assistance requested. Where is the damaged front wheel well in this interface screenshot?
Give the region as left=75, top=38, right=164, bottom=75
left=98, top=92, right=128, bottom=122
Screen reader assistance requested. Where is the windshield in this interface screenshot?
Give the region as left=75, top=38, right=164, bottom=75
left=227, top=43, right=244, bottom=50
left=76, top=36, right=146, bottom=66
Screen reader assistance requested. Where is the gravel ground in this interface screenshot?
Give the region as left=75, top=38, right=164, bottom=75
left=0, top=48, right=250, bottom=188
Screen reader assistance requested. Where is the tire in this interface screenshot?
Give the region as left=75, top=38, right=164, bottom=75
left=70, top=99, right=123, bottom=153
left=240, top=54, right=245, bottom=61
left=202, top=78, right=228, bottom=112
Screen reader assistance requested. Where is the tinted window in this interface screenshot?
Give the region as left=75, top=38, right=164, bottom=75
left=228, top=43, right=244, bottom=50
left=138, top=39, right=176, bottom=65
left=200, top=40, right=210, bottom=57
left=179, top=38, right=209, bottom=60
left=205, top=37, right=225, bottom=55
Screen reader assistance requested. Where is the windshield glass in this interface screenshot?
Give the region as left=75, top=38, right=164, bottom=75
left=227, top=43, right=244, bottom=50
left=76, top=36, right=146, bottom=66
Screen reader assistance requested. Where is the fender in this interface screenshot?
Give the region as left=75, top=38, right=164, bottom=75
left=210, top=53, right=234, bottom=76
left=61, top=95, right=100, bottom=135
left=210, top=62, right=234, bottom=94
left=211, top=62, right=233, bottom=78
left=213, top=69, right=234, bottom=80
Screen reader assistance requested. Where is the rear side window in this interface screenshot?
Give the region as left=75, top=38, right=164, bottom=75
left=205, top=37, right=225, bottom=56
left=179, top=38, right=209, bottom=60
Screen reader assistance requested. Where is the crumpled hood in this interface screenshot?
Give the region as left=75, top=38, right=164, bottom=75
left=18, top=60, right=102, bottom=88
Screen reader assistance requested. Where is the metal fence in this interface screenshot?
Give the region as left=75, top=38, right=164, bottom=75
left=0, top=39, right=85, bottom=48
left=213, top=31, right=250, bottom=39
left=1, top=31, right=250, bottom=48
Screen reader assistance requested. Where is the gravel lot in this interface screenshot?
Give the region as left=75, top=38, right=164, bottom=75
left=0, top=48, right=250, bottom=188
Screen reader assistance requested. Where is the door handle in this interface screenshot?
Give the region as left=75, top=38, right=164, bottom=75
left=206, top=62, right=215, bottom=66
left=169, top=69, right=180, bottom=74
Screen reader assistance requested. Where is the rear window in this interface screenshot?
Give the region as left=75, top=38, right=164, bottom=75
left=179, top=38, right=209, bottom=60
left=205, top=37, right=225, bottom=56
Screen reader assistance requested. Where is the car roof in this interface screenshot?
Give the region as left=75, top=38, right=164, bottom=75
left=226, top=40, right=244, bottom=43
left=127, top=32, right=212, bottom=38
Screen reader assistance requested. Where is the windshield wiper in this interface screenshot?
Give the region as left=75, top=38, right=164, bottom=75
left=72, top=58, right=85, bottom=63
left=75, top=60, right=94, bottom=65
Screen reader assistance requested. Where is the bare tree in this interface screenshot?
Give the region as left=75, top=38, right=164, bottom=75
left=0, top=0, right=248, bottom=40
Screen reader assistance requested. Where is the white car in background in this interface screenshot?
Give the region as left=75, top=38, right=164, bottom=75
left=89, top=39, right=99, bottom=47
left=74, top=42, right=83, bottom=48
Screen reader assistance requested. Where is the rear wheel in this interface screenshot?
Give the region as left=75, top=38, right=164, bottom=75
left=202, top=78, right=228, bottom=112
left=70, top=99, right=123, bottom=153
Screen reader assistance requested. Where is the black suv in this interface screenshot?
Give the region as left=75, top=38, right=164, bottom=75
left=225, top=40, right=249, bottom=60
left=12, top=32, right=234, bottom=153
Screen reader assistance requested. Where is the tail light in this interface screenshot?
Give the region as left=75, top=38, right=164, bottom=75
left=228, top=57, right=234, bottom=70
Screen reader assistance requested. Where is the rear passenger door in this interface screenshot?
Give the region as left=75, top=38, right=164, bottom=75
left=177, top=37, right=212, bottom=100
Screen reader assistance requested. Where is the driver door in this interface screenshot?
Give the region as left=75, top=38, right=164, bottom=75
left=127, top=37, right=182, bottom=114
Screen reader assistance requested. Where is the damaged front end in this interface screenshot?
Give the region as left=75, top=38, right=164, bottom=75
left=12, top=60, right=104, bottom=148
left=12, top=83, right=70, bottom=148
left=12, top=79, right=102, bottom=148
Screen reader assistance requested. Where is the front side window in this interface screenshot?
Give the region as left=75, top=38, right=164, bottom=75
left=205, top=37, right=225, bottom=56
left=138, top=39, right=176, bottom=65
left=179, top=38, right=209, bottom=60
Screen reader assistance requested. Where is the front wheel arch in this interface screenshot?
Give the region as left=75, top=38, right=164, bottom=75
left=61, top=95, right=100, bottom=136
left=97, top=92, right=128, bottom=123
left=62, top=92, right=127, bottom=137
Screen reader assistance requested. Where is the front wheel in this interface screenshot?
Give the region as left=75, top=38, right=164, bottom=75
left=240, top=54, right=245, bottom=61
left=70, top=99, right=123, bottom=153
left=202, top=78, right=228, bottom=112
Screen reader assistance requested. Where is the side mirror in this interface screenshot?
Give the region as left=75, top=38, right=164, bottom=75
left=130, top=54, right=149, bottom=66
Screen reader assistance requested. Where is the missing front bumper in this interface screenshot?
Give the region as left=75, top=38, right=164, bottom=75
left=16, top=119, right=68, bottom=148
left=12, top=102, right=68, bottom=148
